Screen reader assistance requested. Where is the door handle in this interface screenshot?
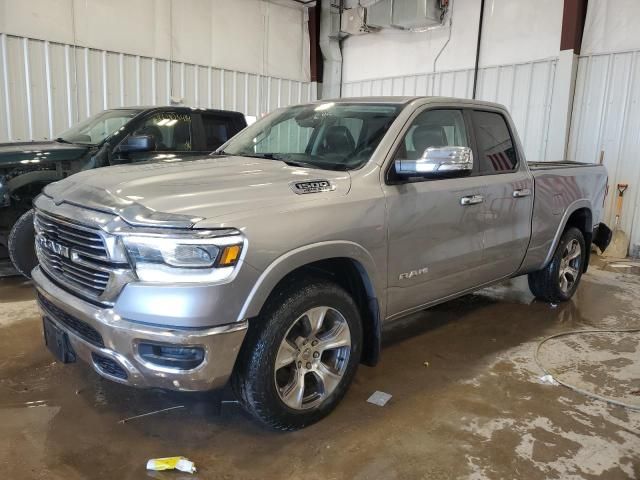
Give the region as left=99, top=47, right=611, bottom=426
left=460, top=194, right=484, bottom=206
left=513, top=188, right=532, bottom=198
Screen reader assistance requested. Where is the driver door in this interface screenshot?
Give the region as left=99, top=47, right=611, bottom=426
left=383, top=108, right=488, bottom=318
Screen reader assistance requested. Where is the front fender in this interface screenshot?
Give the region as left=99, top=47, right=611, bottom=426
left=238, top=240, right=384, bottom=321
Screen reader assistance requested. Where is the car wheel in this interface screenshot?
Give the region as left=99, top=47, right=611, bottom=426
left=232, top=275, right=362, bottom=430
left=8, top=209, right=38, bottom=279
left=528, top=227, right=585, bottom=303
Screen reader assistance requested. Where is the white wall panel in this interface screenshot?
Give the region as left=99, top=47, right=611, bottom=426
left=581, top=0, right=640, bottom=56
left=568, top=50, right=640, bottom=255
left=342, top=58, right=557, bottom=163
left=0, top=34, right=316, bottom=143
left=0, top=0, right=309, bottom=83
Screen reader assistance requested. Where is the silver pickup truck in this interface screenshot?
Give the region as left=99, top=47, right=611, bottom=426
left=31, top=97, right=610, bottom=430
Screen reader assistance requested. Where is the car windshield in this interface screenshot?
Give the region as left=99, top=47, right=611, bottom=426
left=219, top=102, right=403, bottom=170
left=57, top=109, right=141, bottom=145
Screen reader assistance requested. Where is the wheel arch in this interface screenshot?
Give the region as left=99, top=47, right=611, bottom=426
left=238, top=241, right=384, bottom=366
left=543, top=201, right=593, bottom=272
left=6, top=170, right=60, bottom=196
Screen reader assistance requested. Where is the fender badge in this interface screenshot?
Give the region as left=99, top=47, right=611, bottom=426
left=290, top=180, right=336, bottom=195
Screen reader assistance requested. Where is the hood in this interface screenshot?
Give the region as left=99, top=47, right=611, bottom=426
left=0, top=141, right=90, bottom=167
left=42, top=155, right=351, bottom=228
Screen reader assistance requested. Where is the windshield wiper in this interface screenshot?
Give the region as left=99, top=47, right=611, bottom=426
left=232, top=152, right=283, bottom=160
left=282, top=160, right=316, bottom=169
left=243, top=154, right=316, bottom=169
left=54, top=137, right=72, bottom=144
left=252, top=153, right=281, bottom=160
left=226, top=152, right=321, bottom=169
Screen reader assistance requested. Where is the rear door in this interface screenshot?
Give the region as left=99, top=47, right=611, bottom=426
left=471, top=109, right=533, bottom=278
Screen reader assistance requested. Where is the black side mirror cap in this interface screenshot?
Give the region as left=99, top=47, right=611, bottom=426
left=118, top=135, right=155, bottom=153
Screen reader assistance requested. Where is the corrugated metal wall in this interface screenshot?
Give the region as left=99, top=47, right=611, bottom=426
left=0, top=33, right=317, bottom=143
left=568, top=49, right=640, bottom=256
left=342, top=58, right=558, bottom=163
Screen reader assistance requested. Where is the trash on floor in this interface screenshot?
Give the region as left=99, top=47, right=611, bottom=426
left=118, top=405, right=184, bottom=424
left=367, top=391, right=392, bottom=406
left=539, top=374, right=559, bottom=386
left=146, top=456, right=197, bottom=474
left=423, top=361, right=430, bottom=367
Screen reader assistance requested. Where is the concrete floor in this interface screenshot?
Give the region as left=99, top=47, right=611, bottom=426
left=0, top=260, right=639, bottom=479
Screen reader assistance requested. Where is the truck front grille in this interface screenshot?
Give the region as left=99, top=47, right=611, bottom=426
left=35, top=212, right=108, bottom=259
left=35, top=211, right=117, bottom=299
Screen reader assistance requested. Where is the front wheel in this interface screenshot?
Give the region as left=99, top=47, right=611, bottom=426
left=8, top=209, right=38, bottom=278
left=232, top=276, right=362, bottom=430
left=528, top=227, right=585, bottom=303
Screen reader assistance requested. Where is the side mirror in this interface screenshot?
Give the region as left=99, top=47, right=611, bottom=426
left=395, top=146, right=473, bottom=177
left=118, top=135, right=155, bottom=153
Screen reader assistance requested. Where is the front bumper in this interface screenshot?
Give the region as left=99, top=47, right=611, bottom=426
left=32, top=266, right=248, bottom=391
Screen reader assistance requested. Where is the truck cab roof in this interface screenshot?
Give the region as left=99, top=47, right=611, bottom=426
left=315, top=96, right=508, bottom=111
left=109, top=105, right=246, bottom=116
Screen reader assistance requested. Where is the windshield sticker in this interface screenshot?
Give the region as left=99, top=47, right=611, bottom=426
left=152, top=113, right=191, bottom=124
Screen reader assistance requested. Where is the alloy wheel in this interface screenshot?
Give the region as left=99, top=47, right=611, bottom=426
left=274, top=306, right=351, bottom=410
left=558, top=238, right=581, bottom=293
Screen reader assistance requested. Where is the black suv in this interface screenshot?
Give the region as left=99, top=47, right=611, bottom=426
left=0, top=106, right=247, bottom=276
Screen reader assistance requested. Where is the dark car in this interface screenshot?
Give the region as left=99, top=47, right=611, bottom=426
left=0, top=106, right=247, bottom=276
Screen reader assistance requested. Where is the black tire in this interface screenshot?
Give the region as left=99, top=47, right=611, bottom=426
left=232, top=275, right=363, bottom=431
left=8, top=209, right=38, bottom=279
left=528, top=227, right=585, bottom=303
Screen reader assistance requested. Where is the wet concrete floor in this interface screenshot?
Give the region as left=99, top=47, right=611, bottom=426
left=0, top=260, right=639, bottom=479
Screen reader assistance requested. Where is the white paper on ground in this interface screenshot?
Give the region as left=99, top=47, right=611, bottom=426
left=367, top=391, right=392, bottom=406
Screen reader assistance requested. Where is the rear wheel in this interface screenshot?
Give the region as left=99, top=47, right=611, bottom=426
left=232, top=276, right=362, bottom=430
left=8, top=209, right=38, bottom=278
left=528, top=227, right=585, bottom=302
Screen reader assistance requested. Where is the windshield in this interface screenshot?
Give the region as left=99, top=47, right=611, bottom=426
left=57, top=109, right=141, bottom=145
left=219, top=102, right=402, bottom=170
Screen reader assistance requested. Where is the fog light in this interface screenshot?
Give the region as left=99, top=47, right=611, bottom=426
left=138, top=342, right=205, bottom=370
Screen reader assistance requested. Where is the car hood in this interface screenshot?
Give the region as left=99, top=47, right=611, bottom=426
left=42, top=155, right=352, bottom=228
left=0, top=141, right=90, bottom=167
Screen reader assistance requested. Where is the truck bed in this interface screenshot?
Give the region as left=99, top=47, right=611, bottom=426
left=518, top=162, right=608, bottom=274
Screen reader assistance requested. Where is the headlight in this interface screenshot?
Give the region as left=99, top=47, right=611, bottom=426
left=122, top=234, right=244, bottom=283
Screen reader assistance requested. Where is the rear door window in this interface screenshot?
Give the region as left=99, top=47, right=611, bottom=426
left=472, top=111, right=517, bottom=174
left=201, top=114, right=234, bottom=150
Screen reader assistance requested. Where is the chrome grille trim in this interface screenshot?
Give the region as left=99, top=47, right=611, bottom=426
left=38, top=247, right=108, bottom=296
left=34, top=210, right=133, bottom=303
left=35, top=212, right=109, bottom=260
